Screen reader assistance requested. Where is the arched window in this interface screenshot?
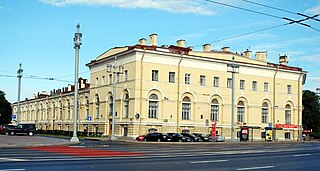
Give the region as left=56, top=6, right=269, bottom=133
left=210, top=99, right=219, bottom=121
left=261, top=102, right=268, bottom=123
left=109, top=96, right=113, bottom=116
left=237, top=101, right=245, bottom=122
left=285, top=104, right=291, bottom=124
left=182, top=96, right=191, bottom=120
left=95, top=96, right=100, bottom=118
left=148, top=94, right=158, bottom=118
left=124, top=94, right=129, bottom=118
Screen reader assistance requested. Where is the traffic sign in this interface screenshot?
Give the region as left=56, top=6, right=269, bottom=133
left=12, top=114, right=17, bottom=120
left=87, top=116, right=92, bottom=122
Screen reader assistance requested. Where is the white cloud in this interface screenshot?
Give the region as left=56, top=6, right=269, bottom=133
left=39, top=0, right=215, bottom=15
left=305, top=3, right=320, bottom=15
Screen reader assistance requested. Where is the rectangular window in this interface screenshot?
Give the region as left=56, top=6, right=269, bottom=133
left=264, top=82, right=269, bottom=92
left=240, top=80, right=245, bottom=90
left=185, top=73, right=191, bottom=84
left=285, top=110, right=291, bottom=124
left=287, top=85, right=292, bottom=94
left=124, top=70, right=128, bottom=82
left=182, top=103, right=191, bottom=120
left=237, top=107, right=244, bottom=122
left=152, top=70, right=158, bottom=81
left=262, top=108, right=268, bottom=123
left=200, top=75, right=206, bottom=86
left=213, top=77, right=219, bottom=87
left=95, top=77, right=99, bottom=87
left=227, top=78, right=232, bottom=89
left=211, top=105, right=219, bottom=121
left=169, top=72, right=175, bottom=83
left=109, top=74, right=112, bottom=84
left=148, top=101, right=158, bottom=118
left=252, top=81, right=257, bottom=91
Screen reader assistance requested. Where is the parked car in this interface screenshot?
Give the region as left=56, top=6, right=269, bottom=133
left=144, top=132, right=170, bottom=142
left=193, top=133, right=211, bottom=142
left=207, top=134, right=226, bottom=142
left=4, top=123, right=36, bottom=136
left=167, top=133, right=191, bottom=142
left=180, top=133, right=202, bottom=142
left=136, top=135, right=145, bottom=141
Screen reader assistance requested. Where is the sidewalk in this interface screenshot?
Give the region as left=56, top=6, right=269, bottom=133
left=0, top=135, right=79, bottom=148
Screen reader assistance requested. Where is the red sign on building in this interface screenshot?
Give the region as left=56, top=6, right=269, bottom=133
left=212, top=122, right=216, bottom=138
left=275, top=124, right=298, bottom=128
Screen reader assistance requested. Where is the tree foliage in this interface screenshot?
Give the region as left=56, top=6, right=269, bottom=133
left=0, top=90, right=12, bottom=125
left=302, top=90, right=320, bottom=133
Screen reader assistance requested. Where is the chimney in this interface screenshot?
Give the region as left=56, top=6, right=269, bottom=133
left=279, top=55, right=289, bottom=65
left=221, top=47, right=230, bottom=52
left=243, top=49, right=252, bottom=58
left=255, top=51, right=267, bottom=62
left=149, top=34, right=158, bottom=46
left=138, top=38, right=147, bottom=45
left=176, top=39, right=186, bottom=47
left=203, top=44, right=211, bottom=52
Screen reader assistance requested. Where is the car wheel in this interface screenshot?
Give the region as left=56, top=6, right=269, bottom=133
left=28, top=132, right=34, bottom=136
left=10, top=131, right=15, bottom=136
left=5, top=132, right=9, bottom=136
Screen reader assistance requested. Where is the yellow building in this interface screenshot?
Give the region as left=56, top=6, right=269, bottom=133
left=13, top=34, right=307, bottom=141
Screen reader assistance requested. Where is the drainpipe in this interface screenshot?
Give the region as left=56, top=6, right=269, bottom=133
left=139, top=48, right=146, bottom=135
left=297, top=71, right=304, bottom=141
left=273, top=66, right=279, bottom=140
left=176, top=52, right=184, bottom=132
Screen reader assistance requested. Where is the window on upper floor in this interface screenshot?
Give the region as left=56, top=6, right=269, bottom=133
left=169, top=72, right=175, bottom=83
left=287, top=85, right=292, bottom=94
left=200, top=75, right=206, bottom=86
left=124, top=70, right=128, bottom=82
left=213, top=77, right=219, bottom=87
left=240, top=80, right=245, bottom=90
left=152, top=70, right=158, bottom=81
left=185, top=73, right=191, bottom=84
left=252, top=81, right=257, bottom=91
left=264, top=82, right=269, bottom=92
left=227, top=78, right=232, bottom=89
left=109, top=74, right=112, bottom=85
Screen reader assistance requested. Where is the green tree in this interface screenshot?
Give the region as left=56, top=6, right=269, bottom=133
left=0, top=90, right=12, bottom=125
left=302, top=90, right=320, bottom=134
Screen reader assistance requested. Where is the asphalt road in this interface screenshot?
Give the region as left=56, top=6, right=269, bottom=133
left=1, top=140, right=320, bottom=171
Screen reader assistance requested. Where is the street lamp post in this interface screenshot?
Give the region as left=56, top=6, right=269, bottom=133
left=107, top=61, right=124, bottom=141
left=70, top=23, right=82, bottom=143
left=227, top=56, right=239, bottom=142
left=17, top=63, right=23, bottom=123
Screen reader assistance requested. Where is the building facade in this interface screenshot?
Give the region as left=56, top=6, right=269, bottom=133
left=12, top=34, right=307, bottom=141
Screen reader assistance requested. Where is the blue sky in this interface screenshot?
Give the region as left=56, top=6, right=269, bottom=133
left=0, top=0, right=320, bottom=103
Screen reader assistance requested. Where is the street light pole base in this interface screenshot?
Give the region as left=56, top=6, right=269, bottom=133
left=70, top=136, right=80, bottom=143
left=109, top=136, right=117, bottom=141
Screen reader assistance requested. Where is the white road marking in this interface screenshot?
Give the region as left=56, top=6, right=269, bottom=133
left=237, top=166, right=275, bottom=170
left=0, top=158, right=27, bottom=162
left=293, top=154, right=311, bottom=157
left=190, top=160, right=228, bottom=164
left=0, top=169, right=26, bottom=171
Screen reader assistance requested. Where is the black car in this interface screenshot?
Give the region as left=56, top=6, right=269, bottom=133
left=180, top=133, right=202, bottom=142
left=167, top=133, right=191, bottom=142
left=144, top=132, right=169, bottom=142
left=4, top=124, right=36, bottom=136
left=193, top=133, right=211, bottom=142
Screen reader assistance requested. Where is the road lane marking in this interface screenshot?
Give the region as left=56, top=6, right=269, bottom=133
left=237, top=166, right=275, bottom=170
left=190, top=160, right=228, bottom=164
left=293, top=154, right=311, bottom=157
left=0, top=158, right=27, bottom=162
left=0, top=169, right=26, bottom=171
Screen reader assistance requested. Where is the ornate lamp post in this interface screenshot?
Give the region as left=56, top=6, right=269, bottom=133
left=106, top=61, right=124, bottom=141
left=70, top=24, right=82, bottom=143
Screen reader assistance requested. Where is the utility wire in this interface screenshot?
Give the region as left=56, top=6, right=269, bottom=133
left=241, top=0, right=320, bottom=22
left=204, top=0, right=283, bottom=19
left=0, top=74, right=72, bottom=83
left=192, top=23, right=290, bottom=48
